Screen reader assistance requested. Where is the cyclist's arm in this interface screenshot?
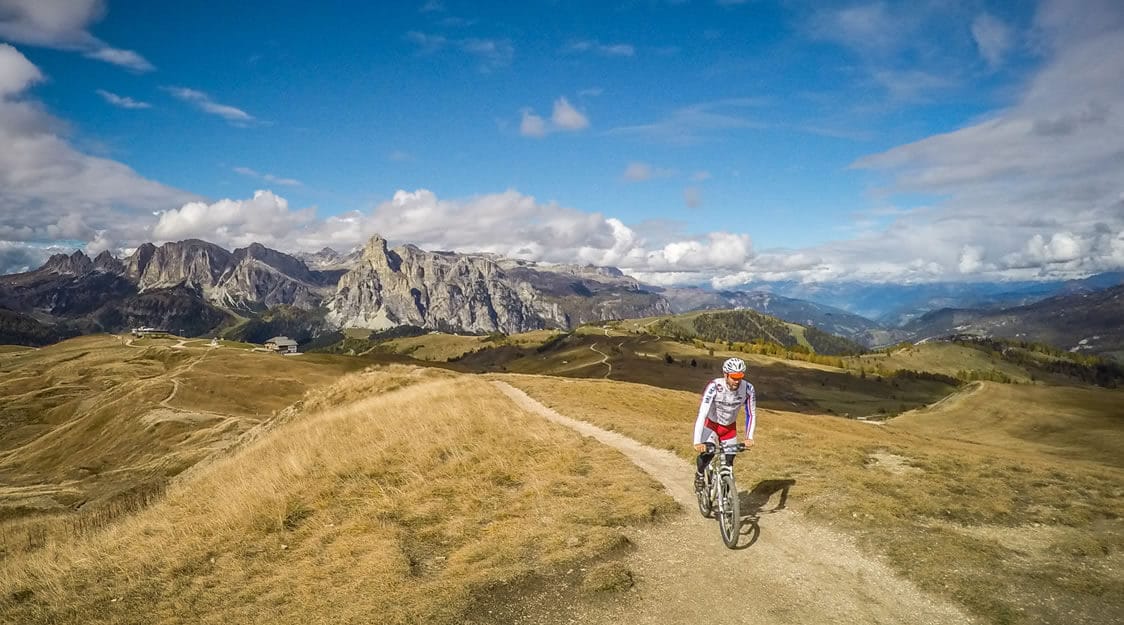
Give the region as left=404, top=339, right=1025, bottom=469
left=693, top=381, right=718, bottom=445
left=744, top=382, right=757, bottom=440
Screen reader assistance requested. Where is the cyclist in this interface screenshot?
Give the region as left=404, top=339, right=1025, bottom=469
left=693, top=357, right=756, bottom=492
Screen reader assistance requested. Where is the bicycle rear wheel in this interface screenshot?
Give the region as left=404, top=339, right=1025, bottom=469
left=717, top=472, right=740, bottom=548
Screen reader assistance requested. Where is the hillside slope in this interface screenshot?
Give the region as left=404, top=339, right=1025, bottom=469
left=0, top=368, right=675, bottom=624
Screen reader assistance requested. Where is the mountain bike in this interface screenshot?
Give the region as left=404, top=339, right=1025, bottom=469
left=695, top=441, right=745, bottom=548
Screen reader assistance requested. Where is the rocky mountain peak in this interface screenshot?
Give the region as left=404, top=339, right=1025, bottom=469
left=325, top=234, right=668, bottom=333
left=93, top=250, right=125, bottom=274
left=126, top=243, right=157, bottom=279
left=42, top=250, right=93, bottom=275
left=232, top=243, right=313, bottom=282
left=360, top=234, right=402, bottom=272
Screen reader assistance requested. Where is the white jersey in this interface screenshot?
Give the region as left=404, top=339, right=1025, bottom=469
left=692, top=377, right=756, bottom=445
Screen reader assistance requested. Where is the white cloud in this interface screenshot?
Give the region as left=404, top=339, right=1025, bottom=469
left=519, top=109, right=547, bottom=138
left=551, top=97, right=589, bottom=130
left=810, top=3, right=904, bottom=55
left=0, top=0, right=154, bottom=71
left=690, top=170, right=712, bottom=182
left=153, top=190, right=315, bottom=249
left=957, top=245, right=985, bottom=274
left=0, top=46, right=195, bottom=272
left=622, top=162, right=674, bottom=182
left=96, top=88, right=150, bottom=109
left=233, top=166, right=301, bottom=187
left=109, top=188, right=761, bottom=282
left=566, top=40, right=635, bottom=57
left=165, top=86, right=255, bottom=124
left=405, top=31, right=513, bottom=70
left=0, top=43, right=42, bottom=96
left=404, top=31, right=446, bottom=53
left=607, top=98, right=767, bottom=144
left=972, top=13, right=1014, bottom=69
left=518, top=97, right=589, bottom=137
left=82, top=46, right=153, bottom=72
left=871, top=69, right=957, bottom=103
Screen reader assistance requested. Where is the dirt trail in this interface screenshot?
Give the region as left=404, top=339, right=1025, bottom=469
left=588, top=343, right=611, bottom=379
left=158, top=345, right=212, bottom=409
left=492, top=381, right=974, bottom=625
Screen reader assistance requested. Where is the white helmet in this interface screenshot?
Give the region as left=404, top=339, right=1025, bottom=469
left=722, top=357, right=746, bottom=375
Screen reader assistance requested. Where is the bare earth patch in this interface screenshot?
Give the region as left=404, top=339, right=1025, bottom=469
left=865, top=450, right=923, bottom=476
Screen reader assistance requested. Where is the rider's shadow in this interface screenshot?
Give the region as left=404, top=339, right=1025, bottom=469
left=733, top=479, right=796, bottom=550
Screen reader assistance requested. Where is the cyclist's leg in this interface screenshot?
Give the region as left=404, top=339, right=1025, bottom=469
left=695, top=429, right=718, bottom=490
left=720, top=434, right=739, bottom=467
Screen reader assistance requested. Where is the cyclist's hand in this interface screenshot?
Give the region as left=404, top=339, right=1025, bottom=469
left=693, top=443, right=707, bottom=453
left=743, top=438, right=754, bottom=448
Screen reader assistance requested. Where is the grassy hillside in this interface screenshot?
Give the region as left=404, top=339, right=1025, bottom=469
left=858, top=338, right=1124, bottom=387
left=0, top=368, right=673, bottom=624
left=502, top=375, right=1124, bottom=625
left=850, top=342, right=1037, bottom=383
left=642, top=309, right=865, bottom=356
left=0, top=334, right=369, bottom=555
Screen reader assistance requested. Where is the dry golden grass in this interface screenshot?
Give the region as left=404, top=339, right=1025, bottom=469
left=378, top=330, right=563, bottom=362
left=893, top=381, right=1124, bottom=468
left=501, top=374, right=1124, bottom=625
left=0, top=369, right=674, bottom=624
left=378, top=333, right=487, bottom=360
left=849, top=342, right=1033, bottom=382
left=0, top=334, right=369, bottom=559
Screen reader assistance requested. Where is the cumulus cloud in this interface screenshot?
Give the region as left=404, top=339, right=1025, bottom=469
left=957, top=245, right=985, bottom=274
left=552, top=97, right=589, bottom=130
left=164, top=87, right=255, bottom=124
left=0, top=0, right=154, bottom=71
left=0, top=44, right=195, bottom=273
left=63, top=187, right=754, bottom=282
left=519, top=97, right=589, bottom=137
left=96, top=88, right=150, bottom=109
left=153, top=190, right=315, bottom=249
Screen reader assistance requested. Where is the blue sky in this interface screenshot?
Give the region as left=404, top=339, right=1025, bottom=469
left=0, top=0, right=1122, bottom=285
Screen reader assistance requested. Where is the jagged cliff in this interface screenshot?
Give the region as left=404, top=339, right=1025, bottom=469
left=325, top=235, right=670, bottom=333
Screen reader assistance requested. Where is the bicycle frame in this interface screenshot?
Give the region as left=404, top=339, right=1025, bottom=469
left=699, top=441, right=744, bottom=548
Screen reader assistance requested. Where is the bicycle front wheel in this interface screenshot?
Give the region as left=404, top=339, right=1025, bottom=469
left=696, top=468, right=714, bottom=518
left=717, top=472, right=740, bottom=548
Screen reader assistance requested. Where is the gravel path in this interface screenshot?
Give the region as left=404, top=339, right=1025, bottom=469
left=492, top=381, right=975, bottom=625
